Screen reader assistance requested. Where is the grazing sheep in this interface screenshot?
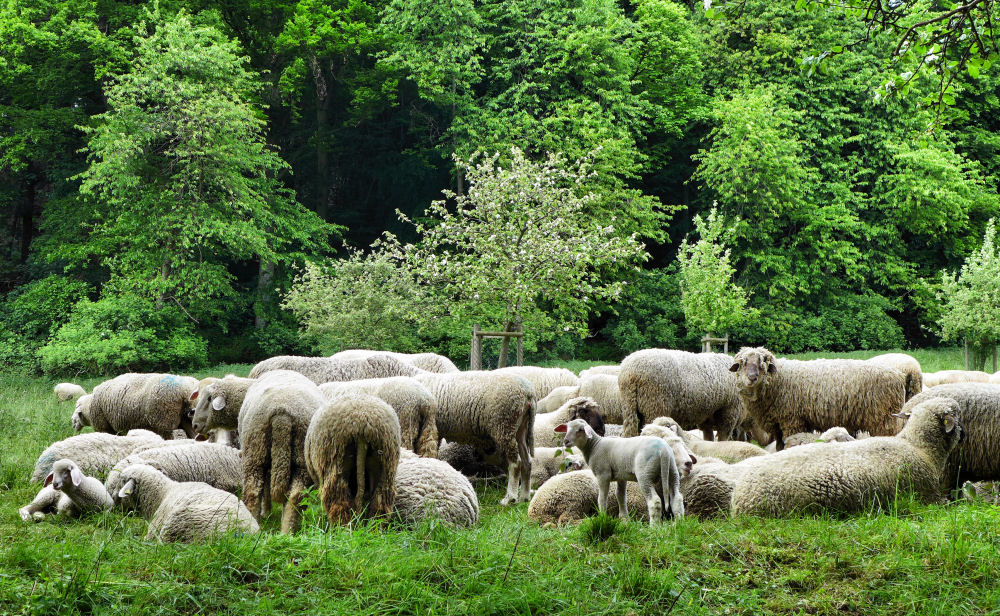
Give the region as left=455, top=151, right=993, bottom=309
left=534, top=397, right=606, bottom=447
left=393, top=456, right=479, bottom=527
left=620, top=349, right=744, bottom=440
left=319, top=377, right=438, bottom=457
left=537, top=385, right=580, bottom=414
left=189, top=374, right=256, bottom=435
left=31, top=430, right=165, bottom=483
left=493, top=366, right=579, bottom=399
left=557, top=419, right=684, bottom=523
left=115, top=464, right=258, bottom=542
left=415, top=371, right=535, bottom=505
left=238, top=370, right=326, bottom=533
left=305, top=394, right=402, bottom=525
left=730, top=398, right=963, bottom=517
left=71, top=394, right=93, bottom=432
left=104, top=442, right=242, bottom=497
left=86, top=373, right=199, bottom=439
left=437, top=439, right=506, bottom=477
left=579, top=365, right=620, bottom=379
left=578, top=374, right=627, bottom=424
left=248, top=354, right=420, bottom=384
left=730, top=347, right=905, bottom=451
left=333, top=350, right=459, bottom=373
left=19, top=459, right=113, bottom=522
left=54, top=383, right=86, bottom=402
left=923, top=370, right=991, bottom=388
left=650, top=417, right=767, bottom=464
left=902, top=383, right=1000, bottom=488
left=530, top=447, right=587, bottom=488
left=868, top=353, right=923, bottom=400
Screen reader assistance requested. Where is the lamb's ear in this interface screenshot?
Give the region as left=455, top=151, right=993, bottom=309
left=943, top=414, right=957, bottom=434
left=70, top=465, right=84, bottom=487
left=554, top=423, right=568, bottom=433
left=582, top=423, right=597, bottom=438
left=189, top=390, right=198, bottom=401
left=118, top=479, right=136, bottom=499
left=212, top=394, right=226, bottom=411
left=728, top=363, right=740, bottom=372
left=43, top=473, right=54, bottom=487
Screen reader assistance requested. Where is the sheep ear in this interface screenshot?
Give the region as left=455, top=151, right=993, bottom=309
left=767, top=362, right=777, bottom=374
left=118, top=479, right=136, bottom=499
left=212, top=395, right=226, bottom=411
left=70, top=466, right=84, bottom=487
left=891, top=411, right=909, bottom=419
left=943, top=414, right=957, bottom=434
left=728, top=363, right=740, bottom=372
left=689, top=454, right=697, bottom=465
left=582, top=423, right=596, bottom=438
left=554, top=423, right=568, bottom=433
left=43, top=473, right=54, bottom=487
left=189, top=390, right=198, bottom=401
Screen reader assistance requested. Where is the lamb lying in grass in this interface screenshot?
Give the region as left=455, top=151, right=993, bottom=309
left=20, top=459, right=113, bottom=522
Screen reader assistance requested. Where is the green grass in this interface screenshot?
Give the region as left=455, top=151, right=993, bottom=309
left=2, top=348, right=997, bottom=615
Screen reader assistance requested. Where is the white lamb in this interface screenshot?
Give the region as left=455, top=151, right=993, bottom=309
left=20, top=459, right=113, bottom=522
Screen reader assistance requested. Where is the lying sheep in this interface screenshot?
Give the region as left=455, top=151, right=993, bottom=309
left=537, top=385, right=580, bottom=414
left=393, top=456, right=479, bottom=527
left=579, top=365, right=620, bottom=379
left=319, top=377, right=438, bottom=457
left=305, top=394, right=402, bottom=525
left=764, top=426, right=858, bottom=452
left=526, top=470, right=655, bottom=525
left=54, top=383, right=86, bottom=402
left=104, top=442, right=242, bottom=498
left=115, top=464, right=259, bottom=542
left=620, top=349, right=744, bottom=440
left=19, top=459, right=113, bottom=522
left=437, top=439, right=506, bottom=477
left=415, top=371, right=535, bottom=505
left=604, top=424, right=623, bottom=437
left=578, top=374, right=627, bottom=424
left=248, top=354, right=419, bottom=384
left=991, top=372, right=1000, bottom=385
left=332, top=350, right=459, bottom=373
left=923, top=370, right=991, bottom=388
left=650, top=417, right=767, bottom=464
left=31, top=430, right=165, bottom=483
left=731, top=398, right=963, bottom=517
left=493, top=366, right=579, bottom=399
left=730, top=347, right=905, bottom=451
left=530, top=447, right=587, bottom=488
left=868, top=353, right=922, bottom=400
left=85, top=373, right=199, bottom=439
left=534, top=397, right=606, bottom=447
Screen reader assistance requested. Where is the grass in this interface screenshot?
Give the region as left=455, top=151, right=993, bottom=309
left=1, top=348, right=997, bottom=615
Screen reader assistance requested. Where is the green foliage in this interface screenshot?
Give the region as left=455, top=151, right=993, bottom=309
left=38, top=294, right=207, bottom=376
left=0, top=276, right=92, bottom=373
left=602, top=268, right=699, bottom=355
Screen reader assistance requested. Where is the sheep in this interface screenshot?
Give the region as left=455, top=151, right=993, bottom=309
left=648, top=416, right=766, bottom=463
left=902, top=383, right=1000, bottom=488
left=764, top=426, right=858, bottom=452
left=415, top=371, right=535, bottom=505
left=393, top=456, right=479, bottom=527
left=31, top=430, right=166, bottom=483
left=437, top=439, right=507, bottom=477
left=991, top=372, right=1000, bottom=385
left=537, top=385, right=580, bottom=413
left=54, top=383, right=86, bottom=402
left=729, top=347, right=905, bottom=451
left=578, top=374, right=627, bottom=423
left=604, top=424, right=623, bottom=437
left=493, top=366, right=579, bottom=399
left=85, top=373, right=199, bottom=439
left=526, top=470, right=654, bottom=525
left=318, top=377, right=438, bottom=457
left=923, top=370, right=991, bottom=388
left=534, top=397, right=606, bottom=447
left=71, top=394, right=93, bottom=432
left=248, top=354, right=420, bottom=384
left=104, top=442, right=242, bottom=498
left=867, top=353, right=923, bottom=400
left=115, top=463, right=259, bottom=542
left=557, top=418, right=684, bottom=523
left=238, top=370, right=326, bottom=533
left=332, top=350, right=459, bottom=373
left=579, top=365, right=620, bottom=379
left=730, top=398, right=963, bottom=517
left=19, top=459, right=113, bottom=522
left=619, top=349, right=744, bottom=440
left=305, top=394, right=402, bottom=525
left=530, top=447, right=587, bottom=488
left=189, top=374, right=257, bottom=435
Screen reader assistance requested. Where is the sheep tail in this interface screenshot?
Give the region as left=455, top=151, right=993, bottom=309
left=270, top=414, right=292, bottom=505
left=241, top=423, right=268, bottom=521
left=355, top=438, right=368, bottom=512
left=660, top=451, right=683, bottom=520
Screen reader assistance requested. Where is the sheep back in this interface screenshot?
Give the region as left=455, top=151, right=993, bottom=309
left=31, top=430, right=165, bottom=483
left=105, top=442, right=242, bottom=497
left=89, top=373, right=198, bottom=438
left=249, top=355, right=420, bottom=384
left=868, top=353, right=922, bottom=400
left=577, top=374, right=626, bottom=423
left=393, top=456, right=479, bottom=527
left=493, top=366, right=578, bottom=399
left=333, top=350, right=459, bottom=373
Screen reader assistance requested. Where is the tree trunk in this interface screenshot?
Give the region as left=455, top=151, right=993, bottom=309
left=156, top=256, right=172, bottom=310
left=497, top=320, right=513, bottom=368
left=311, top=56, right=330, bottom=220
left=19, top=178, right=36, bottom=263
left=255, top=260, right=275, bottom=329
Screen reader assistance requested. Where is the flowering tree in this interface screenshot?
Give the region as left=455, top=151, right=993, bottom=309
left=382, top=147, right=648, bottom=365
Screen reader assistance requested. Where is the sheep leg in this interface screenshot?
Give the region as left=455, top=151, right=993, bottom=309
left=280, top=477, right=306, bottom=534
left=616, top=481, right=628, bottom=520
left=241, top=424, right=269, bottom=521
left=516, top=413, right=532, bottom=503
left=501, top=460, right=520, bottom=506
left=596, top=477, right=611, bottom=516
left=19, top=486, right=61, bottom=522
left=356, top=438, right=368, bottom=513
left=639, top=478, right=662, bottom=525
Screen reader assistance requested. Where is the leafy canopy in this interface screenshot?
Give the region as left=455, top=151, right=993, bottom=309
left=938, top=218, right=1000, bottom=352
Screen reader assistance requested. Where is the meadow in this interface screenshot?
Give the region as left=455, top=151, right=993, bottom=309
left=1, top=348, right=998, bottom=615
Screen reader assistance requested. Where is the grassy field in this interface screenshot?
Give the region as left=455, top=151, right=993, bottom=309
left=1, top=348, right=998, bottom=615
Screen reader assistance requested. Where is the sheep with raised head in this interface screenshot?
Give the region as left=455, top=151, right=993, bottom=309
left=54, top=383, right=86, bottom=402
left=188, top=374, right=256, bottom=436
left=31, top=430, right=165, bottom=484
left=649, top=417, right=767, bottom=463
left=867, top=353, right=922, bottom=400
left=84, top=373, right=199, bottom=439
left=19, top=459, right=113, bottom=522
left=332, top=350, right=459, bottom=373
left=534, top=397, right=606, bottom=447
left=393, top=456, right=479, bottom=527
left=305, top=393, right=401, bottom=525
left=729, top=347, right=905, bottom=451
left=493, top=366, right=578, bottom=399
left=104, top=442, right=242, bottom=497
left=248, top=354, right=420, bottom=384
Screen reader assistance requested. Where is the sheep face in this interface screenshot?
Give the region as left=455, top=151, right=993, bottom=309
left=190, top=379, right=224, bottom=435
left=555, top=418, right=595, bottom=450
left=45, top=460, right=84, bottom=491
left=730, top=347, right=778, bottom=390
left=71, top=395, right=92, bottom=432
left=566, top=397, right=605, bottom=436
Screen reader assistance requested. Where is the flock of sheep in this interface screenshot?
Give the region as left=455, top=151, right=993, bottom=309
left=25, top=347, right=1000, bottom=542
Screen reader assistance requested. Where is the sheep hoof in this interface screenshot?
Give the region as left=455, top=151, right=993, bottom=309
left=18, top=508, right=32, bottom=522
left=31, top=511, right=45, bottom=522
left=500, top=495, right=516, bottom=506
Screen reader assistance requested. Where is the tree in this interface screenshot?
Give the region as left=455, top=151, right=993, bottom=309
left=383, top=147, right=648, bottom=365
left=937, top=219, right=1000, bottom=370
left=70, top=9, right=335, bottom=323
left=676, top=208, right=753, bottom=343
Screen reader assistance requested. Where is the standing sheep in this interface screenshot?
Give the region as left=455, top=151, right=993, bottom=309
left=731, top=398, right=963, bottom=517
left=189, top=374, right=257, bottom=435
left=868, top=353, right=923, bottom=400
left=493, top=366, right=578, bottom=399
left=579, top=365, right=620, bottom=379
left=729, top=347, right=905, bottom=451
left=248, top=354, right=420, bottom=383
left=318, top=377, right=438, bottom=457
left=415, top=371, right=535, bottom=505
left=578, top=374, right=627, bottom=424
left=104, top=442, right=242, bottom=497
left=619, top=349, right=744, bottom=440
left=305, top=394, right=402, bottom=525
left=85, top=373, right=199, bottom=439
left=332, top=350, right=459, bottom=373
left=393, top=456, right=479, bottom=527
left=923, top=370, right=991, bottom=388
left=19, top=459, right=113, bottom=522
left=31, top=430, right=165, bottom=483
left=71, top=394, right=93, bottom=432
left=54, top=383, right=87, bottom=402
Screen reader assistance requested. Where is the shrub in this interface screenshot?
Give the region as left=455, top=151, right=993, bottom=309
left=0, top=275, right=92, bottom=373
left=602, top=268, right=700, bottom=354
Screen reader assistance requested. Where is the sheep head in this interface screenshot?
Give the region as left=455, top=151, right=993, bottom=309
left=555, top=418, right=596, bottom=451
left=730, top=347, right=778, bottom=391
left=45, top=459, right=84, bottom=491
left=190, top=378, right=224, bottom=435
left=897, top=397, right=964, bottom=456
left=71, top=394, right=93, bottom=432
left=565, top=396, right=605, bottom=436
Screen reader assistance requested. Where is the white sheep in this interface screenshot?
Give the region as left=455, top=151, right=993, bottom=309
left=19, top=459, right=113, bottom=522
left=578, top=373, right=627, bottom=423
left=85, top=373, right=199, bottom=438
left=650, top=417, right=767, bottom=463
left=923, top=370, right=991, bottom=388
left=526, top=470, right=654, bottom=525
left=248, top=354, right=420, bottom=383
left=530, top=447, right=587, bottom=488
left=393, top=456, right=479, bottom=527
left=578, top=365, right=620, bottom=379
left=536, top=385, right=580, bottom=414
left=31, top=430, right=166, bottom=483
left=534, top=397, right=606, bottom=447
left=332, top=350, right=459, bottom=373
left=115, top=463, right=259, bottom=542
left=71, top=394, right=93, bottom=432
left=493, top=366, right=579, bottom=399
left=867, top=353, right=922, bottom=400
left=54, top=383, right=86, bottom=402
left=104, top=442, right=242, bottom=498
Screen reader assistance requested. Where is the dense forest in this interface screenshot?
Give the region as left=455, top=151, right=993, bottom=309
left=2, top=0, right=998, bottom=374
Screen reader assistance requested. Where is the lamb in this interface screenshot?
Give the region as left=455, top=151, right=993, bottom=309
left=730, top=398, right=963, bottom=517
left=729, top=347, right=905, bottom=451
left=85, top=373, right=199, bottom=438
left=648, top=417, right=767, bottom=463
left=71, top=394, right=93, bottom=432
left=318, top=377, right=438, bottom=457
left=415, top=371, right=535, bottom=505
left=115, top=463, right=259, bottom=542
left=31, top=430, right=165, bottom=483
left=557, top=418, right=684, bottom=523
left=104, top=442, right=242, bottom=497
left=579, top=365, right=620, bottom=379
left=393, top=456, right=479, bottom=527
left=493, top=366, right=579, bottom=399
left=54, top=383, right=86, bottom=402
left=867, top=353, right=923, bottom=400
left=332, top=350, right=459, bottom=373
left=19, top=459, right=113, bottom=522
left=578, top=374, right=627, bottom=424
left=248, top=354, right=420, bottom=384
left=923, top=370, right=991, bottom=388
left=537, top=385, right=580, bottom=414
left=238, top=369, right=326, bottom=533
left=619, top=349, right=744, bottom=440
left=534, top=397, right=606, bottom=447
left=305, top=394, right=402, bottom=525
left=530, top=447, right=587, bottom=488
